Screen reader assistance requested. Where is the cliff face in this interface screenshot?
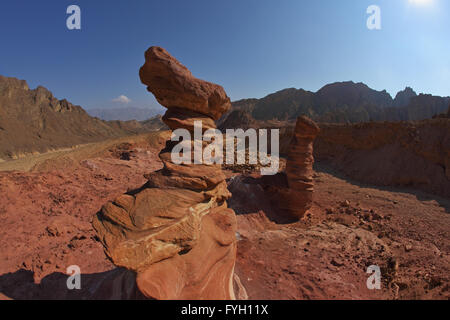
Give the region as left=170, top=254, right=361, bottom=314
left=281, top=117, right=320, bottom=219
left=314, top=119, right=450, bottom=198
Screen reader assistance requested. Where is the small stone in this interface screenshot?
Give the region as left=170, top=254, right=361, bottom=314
left=341, top=200, right=350, bottom=207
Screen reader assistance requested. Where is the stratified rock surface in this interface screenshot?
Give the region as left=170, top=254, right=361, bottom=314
left=314, top=119, right=450, bottom=198
left=286, top=117, right=320, bottom=214
left=275, top=117, right=320, bottom=220
left=93, top=46, right=237, bottom=300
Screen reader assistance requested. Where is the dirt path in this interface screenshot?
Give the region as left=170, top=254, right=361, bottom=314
left=0, top=132, right=169, bottom=172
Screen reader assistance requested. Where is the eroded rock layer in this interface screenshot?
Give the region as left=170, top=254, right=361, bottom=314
left=276, top=116, right=320, bottom=220
left=314, top=119, right=450, bottom=198
left=93, top=46, right=237, bottom=300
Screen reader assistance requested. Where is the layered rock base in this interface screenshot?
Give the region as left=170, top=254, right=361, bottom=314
left=93, top=47, right=237, bottom=300
left=273, top=116, right=320, bottom=220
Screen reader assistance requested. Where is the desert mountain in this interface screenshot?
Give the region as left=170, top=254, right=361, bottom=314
left=393, top=87, right=417, bottom=107
left=0, top=76, right=161, bottom=160
left=235, top=81, right=449, bottom=124
left=139, top=114, right=168, bottom=131
left=218, top=109, right=256, bottom=130
left=107, top=115, right=168, bottom=133
left=87, top=106, right=162, bottom=121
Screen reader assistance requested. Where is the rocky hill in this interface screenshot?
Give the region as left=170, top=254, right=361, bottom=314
left=0, top=76, right=163, bottom=160
left=218, top=109, right=256, bottom=130
left=229, top=81, right=450, bottom=124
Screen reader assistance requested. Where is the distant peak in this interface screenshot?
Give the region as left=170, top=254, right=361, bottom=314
left=397, top=86, right=417, bottom=95
left=394, top=87, right=417, bottom=107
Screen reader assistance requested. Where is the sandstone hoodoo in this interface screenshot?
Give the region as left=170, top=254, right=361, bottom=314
left=278, top=116, right=320, bottom=220
left=93, top=46, right=237, bottom=300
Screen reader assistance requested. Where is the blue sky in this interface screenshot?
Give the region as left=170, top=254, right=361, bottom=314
left=0, top=0, right=449, bottom=111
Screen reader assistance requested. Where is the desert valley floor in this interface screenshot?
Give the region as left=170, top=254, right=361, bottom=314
left=0, top=132, right=448, bottom=300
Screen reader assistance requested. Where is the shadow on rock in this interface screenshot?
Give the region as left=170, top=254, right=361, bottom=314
left=227, top=174, right=298, bottom=224
left=0, top=268, right=146, bottom=300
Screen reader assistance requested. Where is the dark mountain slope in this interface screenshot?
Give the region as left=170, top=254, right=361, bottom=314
left=245, top=81, right=449, bottom=123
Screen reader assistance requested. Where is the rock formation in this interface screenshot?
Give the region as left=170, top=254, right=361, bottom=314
left=263, top=116, right=319, bottom=222
left=283, top=117, right=320, bottom=219
left=93, top=46, right=237, bottom=300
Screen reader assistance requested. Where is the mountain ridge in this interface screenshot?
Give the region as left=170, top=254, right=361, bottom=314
left=229, top=81, right=449, bottom=123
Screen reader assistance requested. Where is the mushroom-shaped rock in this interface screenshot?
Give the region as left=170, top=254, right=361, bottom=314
left=139, top=46, right=231, bottom=120
left=94, top=46, right=237, bottom=300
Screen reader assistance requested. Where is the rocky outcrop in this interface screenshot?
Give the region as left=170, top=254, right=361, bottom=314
left=139, top=47, right=230, bottom=120
left=281, top=117, right=320, bottom=219
left=93, top=46, right=237, bottom=300
left=261, top=117, right=319, bottom=222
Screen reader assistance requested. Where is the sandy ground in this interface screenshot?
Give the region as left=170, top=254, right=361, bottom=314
left=0, top=133, right=448, bottom=300
left=231, top=164, right=449, bottom=299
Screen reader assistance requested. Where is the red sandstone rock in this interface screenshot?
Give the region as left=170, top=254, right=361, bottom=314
left=139, top=47, right=231, bottom=120
left=280, top=116, right=320, bottom=220
left=135, top=206, right=236, bottom=300
left=93, top=46, right=237, bottom=300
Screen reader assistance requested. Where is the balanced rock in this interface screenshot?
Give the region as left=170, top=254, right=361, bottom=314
left=93, top=46, right=237, bottom=300
left=139, top=46, right=231, bottom=120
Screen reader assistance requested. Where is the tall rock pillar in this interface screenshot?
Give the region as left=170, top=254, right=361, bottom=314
left=93, top=47, right=237, bottom=300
